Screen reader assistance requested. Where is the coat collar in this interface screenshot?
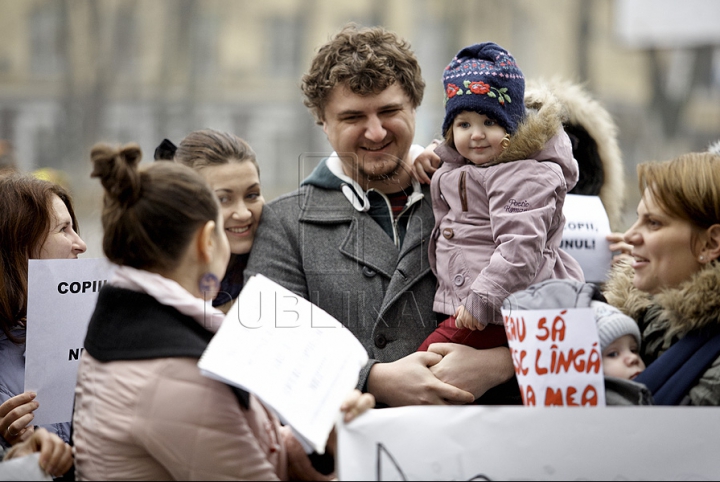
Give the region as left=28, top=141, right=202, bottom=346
left=300, top=147, right=426, bottom=217
left=85, top=286, right=251, bottom=408
left=294, top=183, right=433, bottom=280
left=603, top=260, right=720, bottom=336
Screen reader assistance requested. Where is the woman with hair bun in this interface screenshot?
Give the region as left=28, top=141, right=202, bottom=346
left=0, top=173, right=85, bottom=466
left=73, top=143, right=373, bottom=480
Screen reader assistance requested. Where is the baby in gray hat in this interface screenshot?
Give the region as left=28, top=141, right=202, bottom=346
left=503, top=279, right=646, bottom=380
left=591, top=300, right=645, bottom=380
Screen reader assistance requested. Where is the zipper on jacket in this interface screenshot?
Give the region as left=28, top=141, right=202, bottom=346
left=373, top=190, right=424, bottom=248
left=459, top=171, right=468, bottom=212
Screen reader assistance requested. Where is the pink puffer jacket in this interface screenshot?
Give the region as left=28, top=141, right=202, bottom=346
left=429, top=86, right=584, bottom=326
left=73, top=354, right=291, bottom=481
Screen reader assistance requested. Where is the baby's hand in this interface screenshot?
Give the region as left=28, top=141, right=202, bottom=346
left=340, top=389, right=375, bottom=424
left=454, top=306, right=486, bottom=331
left=412, top=140, right=442, bottom=184
left=606, top=232, right=633, bottom=266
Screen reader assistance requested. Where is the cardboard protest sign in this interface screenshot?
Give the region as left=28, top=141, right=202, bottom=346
left=561, top=194, right=613, bottom=282
left=25, top=258, right=115, bottom=425
left=337, top=406, right=720, bottom=480
left=502, top=307, right=605, bottom=406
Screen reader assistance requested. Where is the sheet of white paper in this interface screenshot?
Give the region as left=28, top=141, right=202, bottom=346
left=501, top=307, right=605, bottom=406
left=25, top=258, right=115, bottom=425
left=338, top=406, right=720, bottom=481
left=198, top=274, right=369, bottom=454
left=0, top=453, right=52, bottom=481
left=561, top=194, right=613, bottom=283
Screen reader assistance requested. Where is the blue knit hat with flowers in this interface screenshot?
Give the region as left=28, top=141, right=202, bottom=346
left=442, top=42, right=525, bottom=136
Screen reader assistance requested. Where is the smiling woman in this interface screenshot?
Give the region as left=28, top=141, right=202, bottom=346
left=35, top=195, right=87, bottom=259
left=604, top=151, right=720, bottom=405
left=173, top=129, right=265, bottom=313
left=0, top=173, right=81, bottom=473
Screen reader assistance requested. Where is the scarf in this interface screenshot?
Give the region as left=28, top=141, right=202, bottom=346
left=110, top=265, right=225, bottom=333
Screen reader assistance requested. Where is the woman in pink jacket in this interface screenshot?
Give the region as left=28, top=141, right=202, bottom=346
left=417, top=42, right=583, bottom=356
left=72, top=143, right=372, bottom=480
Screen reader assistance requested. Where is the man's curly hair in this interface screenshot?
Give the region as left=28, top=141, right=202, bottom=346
left=301, top=24, right=425, bottom=124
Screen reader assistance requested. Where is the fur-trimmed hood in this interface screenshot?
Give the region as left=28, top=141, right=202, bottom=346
left=490, top=84, right=579, bottom=190
left=603, top=260, right=720, bottom=338
left=526, top=78, right=626, bottom=231
left=496, top=84, right=566, bottom=164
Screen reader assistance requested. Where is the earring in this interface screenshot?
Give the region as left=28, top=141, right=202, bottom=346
left=500, top=134, right=511, bottom=150
left=700, top=255, right=705, bottom=262
left=199, top=273, right=220, bottom=297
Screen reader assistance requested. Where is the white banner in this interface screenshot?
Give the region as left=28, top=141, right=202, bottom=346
left=338, top=406, right=720, bottom=480
left=25, top=258, right=115, bottom=425
left=561, top=194, right=612, bottom=283
left=502, top=307, right=605, bottom=406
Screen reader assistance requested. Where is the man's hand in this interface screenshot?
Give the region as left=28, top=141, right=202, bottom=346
left=428, top=344, right=514, bottom=400
left=366, top=352, right=475, bottom=406
left=0, top=392, right=38, bottom=445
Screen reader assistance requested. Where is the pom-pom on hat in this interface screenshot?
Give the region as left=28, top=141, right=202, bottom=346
left=591, top=300, right=642, bottom=353
left=442, top=42, right=525, bottom=136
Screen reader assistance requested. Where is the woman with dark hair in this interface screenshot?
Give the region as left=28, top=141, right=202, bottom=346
left=73, top=143, right=372, bottom=480
left=161, top=128, right=264, bottom=313
left=0, top=174, right=85, bottom=464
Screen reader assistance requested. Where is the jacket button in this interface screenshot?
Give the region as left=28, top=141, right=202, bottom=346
left=453, top=274, right=464, bottom=286
left=374, top=334, right=387, bottom=349
left=442, top=228, right=454, bottom=239
left=362, top=266, right=377, bottom=278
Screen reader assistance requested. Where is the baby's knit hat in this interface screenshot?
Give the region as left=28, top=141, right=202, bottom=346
left=442, top=42, right=526, bottom=136
left=591, top=300, right=641, bottom=353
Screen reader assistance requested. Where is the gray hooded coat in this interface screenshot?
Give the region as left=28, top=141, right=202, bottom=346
left=244, top=152, right=438, bottom=390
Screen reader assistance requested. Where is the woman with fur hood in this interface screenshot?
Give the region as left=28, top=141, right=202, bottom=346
left=603, top=151, right=720, bottom=405
left=415, top=42, right=583, bottom=355
left=525, top=78, right=626, bottom=232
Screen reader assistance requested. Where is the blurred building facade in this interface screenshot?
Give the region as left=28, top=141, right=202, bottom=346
left=0, top=0, right=718, bottom=254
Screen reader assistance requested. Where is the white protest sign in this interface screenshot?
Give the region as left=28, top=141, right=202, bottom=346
left=337, top=406, right=720, bottom=481
left=561, top=194, right=613, bottom=283
left=502, top=307, right=605, bottom=406
left=25, top=258, right=115, bottom=425
left=198, top=274, right=369, bottom=454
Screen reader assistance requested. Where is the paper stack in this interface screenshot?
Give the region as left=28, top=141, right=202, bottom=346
left=198, top=274, right=369, bottom=454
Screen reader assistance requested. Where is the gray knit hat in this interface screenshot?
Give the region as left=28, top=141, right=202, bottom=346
left=591, top=300, right=641, bottom=353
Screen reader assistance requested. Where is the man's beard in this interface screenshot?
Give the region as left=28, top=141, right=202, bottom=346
left=357, top=154, right=405, bottom=183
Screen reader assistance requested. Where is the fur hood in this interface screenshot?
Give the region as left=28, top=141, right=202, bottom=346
left=603, top=260, right=720, bottom=339
left=496, top=83, right=566, bottom=165
left=526, top=78, right=626, bottom=231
